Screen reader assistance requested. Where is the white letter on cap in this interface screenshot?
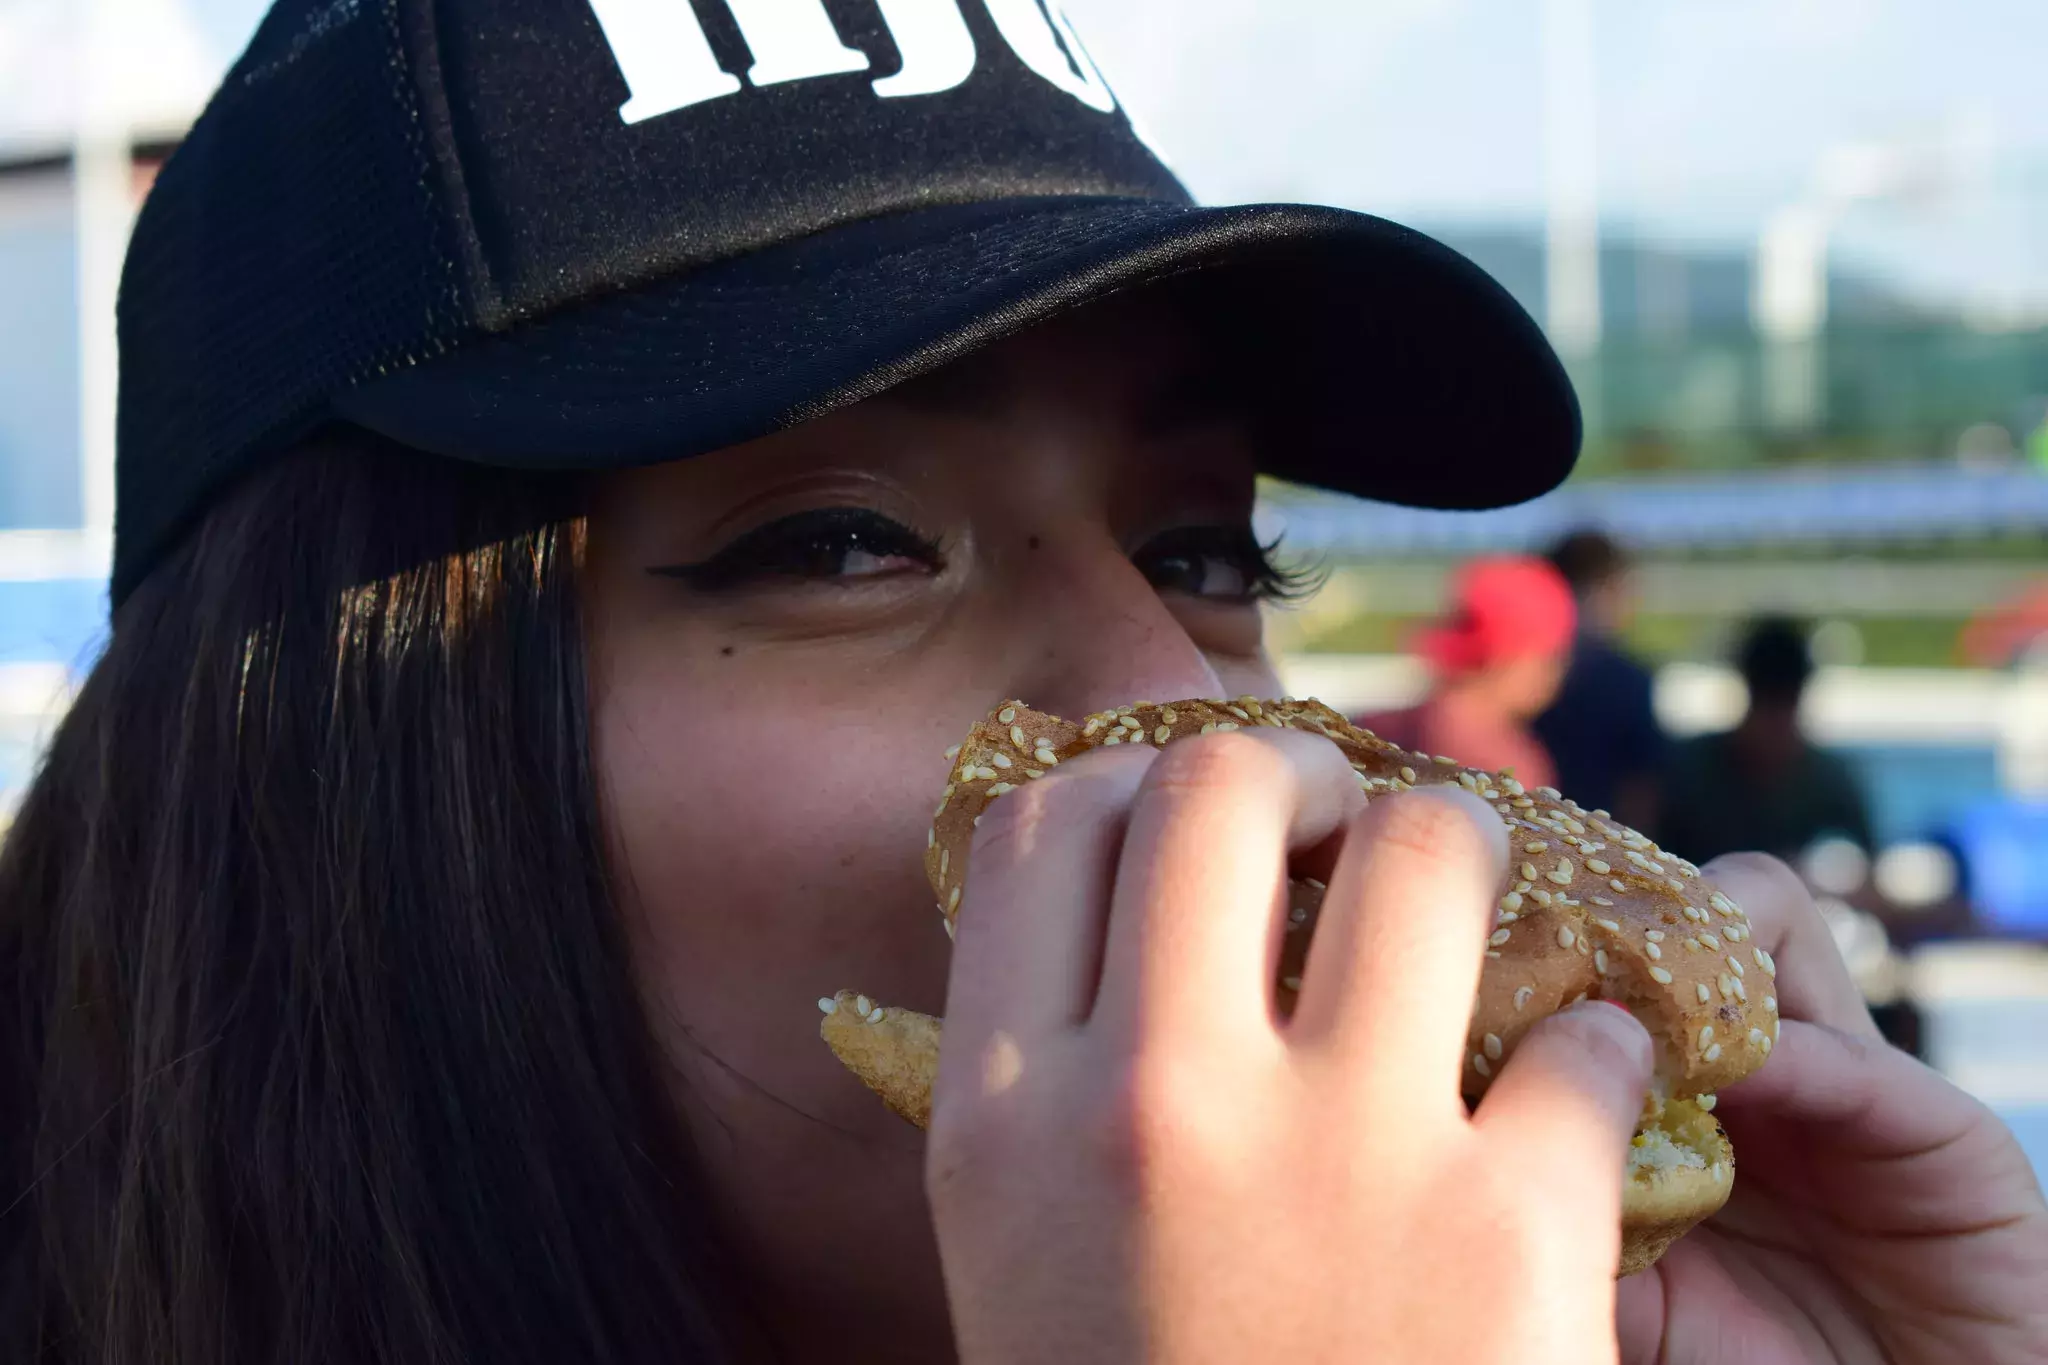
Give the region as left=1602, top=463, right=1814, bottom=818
left=724, top=0, right=871, bottom=86
left=872, top=0, right=976, bottom=98
left=589, top=0, right=744, bottom=124
left=982, top=0, right=1114, bottom=112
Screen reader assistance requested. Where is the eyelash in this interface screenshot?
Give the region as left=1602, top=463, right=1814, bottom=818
left=652, top=508, right=1323, bottom=604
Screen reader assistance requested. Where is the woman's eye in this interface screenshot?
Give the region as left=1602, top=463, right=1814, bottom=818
left=1134, top=526, right=1312, bottom=604
left=651, top=508, right=946, bottom=590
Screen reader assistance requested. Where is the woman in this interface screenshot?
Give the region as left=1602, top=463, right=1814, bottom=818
left=6, top=1, right=2045, bottom=1361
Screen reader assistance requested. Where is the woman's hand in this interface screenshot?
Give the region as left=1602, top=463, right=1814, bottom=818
left=1616, top=854, right=2048, bottom=1365
left=927, top=730, right=1656, bottom=1364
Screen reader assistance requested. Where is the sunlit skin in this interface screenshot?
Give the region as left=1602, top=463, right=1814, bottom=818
left=584, top=298, right=1288, bottom=1360
left=581, top=296, right=2048, bottom=1364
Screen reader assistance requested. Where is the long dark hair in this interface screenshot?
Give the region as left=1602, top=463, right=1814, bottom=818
left=1, top=430, right=744, bottom=1362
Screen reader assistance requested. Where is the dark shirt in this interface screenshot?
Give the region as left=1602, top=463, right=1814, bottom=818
left=1532, top=633, right=1667, bottom=816
left=1660, top=730, right=1875, bottom=867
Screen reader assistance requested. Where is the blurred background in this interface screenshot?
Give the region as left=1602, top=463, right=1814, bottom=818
left=3, top=0, right=2046, bottom=1168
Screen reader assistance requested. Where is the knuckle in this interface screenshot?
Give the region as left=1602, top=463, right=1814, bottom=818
left=1082, top=1051, right=1225, bottom=1197
left=970, top=760, right=1139, bottom=870
left=1366, top=789, right=1492, bottom=868
left=1143, top=731, right=1285, bottom=800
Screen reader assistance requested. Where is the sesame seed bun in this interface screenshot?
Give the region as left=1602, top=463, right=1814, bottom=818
left=823, top=697, right=1774, bottom=1274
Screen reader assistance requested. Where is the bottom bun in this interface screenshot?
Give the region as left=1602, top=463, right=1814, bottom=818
left=820, top=992, right=1734, bottom=1277
left=1621, top=1096, right=1734, bottom=1276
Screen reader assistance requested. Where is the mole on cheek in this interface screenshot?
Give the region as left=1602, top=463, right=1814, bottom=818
left=720, top=646, right=735, bottom=657
left=1027, top=535, right=1041, bottom=551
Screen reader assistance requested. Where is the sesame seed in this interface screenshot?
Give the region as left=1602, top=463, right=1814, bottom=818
left=1515, top=880, right=1534, bottom=894
left=1497, top=802, right=1514, bottom=814
left=1473, top=1053, right=1493, bottom=1078
left=1591, top=896, right=1615, bottom=907
left=1304, top=877, right=1327, bottom=891
left=1083, top=718, right=1104, bottom=736
left=1024, top=769, right=1044, bottom=779
left=1400, top=766, right=1418, bottom=784
left=1290, top=906, right=1309, bottom=924
left=1686, top=938, right=1703, bottom=951
left=1548, top=861, right=1574, bottom=885
left=1595, top=917, right=1622, bottom=933
left=1525, top=842, right=1548, bottom=853
left=856, top=995, right=872, bottom=1016
left=1536, top=786, right=1561, bottom=799
left=1504, top=778, right=1527, bottom=797
left=1500, top=892, right=1524, bottom=914
left=1731, top=975, right=1747, bottom=1002
left=1644, top=930, right=1665, bottom=942
left=1760, top=1034, right=1773, bottom=1055
left=1757, top=948, right=1776, bottom=976
left=1586, top=859, right=1611, bottom=874
left=1200, top=722, right=1216, bottom=735
left=1514, top=985, right=1535, bottom=1011
left=1728, top=956, right=1745, bottom=977
left=998, top=707, right=1017, bottom=724
left=1513, top=796, right=1536, bottom=809
left=1155, top=725, right=1172, bottom=744
left=1723, top=924, right=1744, bottom=941
left=1646, top=942, right=1662, bottom=960
left=1161, top=706, right=1178, bottom=723
left=1035, top=748, right=1059, bottom=765
left=867, top=1006, right=886, bottom=1023
left=1485, top=950, right=1502, bottom=959
left=1216, top=721, right=1240, bottom=732
left=1764, top=995, right=1777, bottom=1013
left=1698, top=1026, right=1714, bottom=1049
left=940, top=849, right=950, bottom=878
left=1435, top=754, right=1458, bottom=765
left=976, top=766, right=999, bottom=781
left=1245, top=700, right=1265, bottom=717
left=1749, top=1027, right=1766, bottom=1048
left=945, top=919, right=956, bottom=940
left=1697, top=983, right=1712, bottom=1003
left=819, top=997, right=838, bottom=1014
left=992, top=752, right=1014, bottom=769
left=948, top=886, right=961, bottom=910
left=1668, top=878, right=1687, bottom=894
left=1700, top=933, right=1722, bottom=950
left=1104, top=733, right=1123, bottom=745
left=1650, top=966, right=1674, bottom=984
left=1490, top=928, right=1513, bottom=946
left=973, top=815, right=983, bottom=827
left=1611, top=879, right=1628, bottom=893
left=1498, top=911, right=1519, bottom=924
left=1520, top=862, right=1538, bottom=882
left=1698, top=1093, right=1718, bottom=1111
left=1226, top=705, right=1250, bottom=721
left=1595, top=949, right=1610, bottom=974
left=1529, top=888, right=1553, bottom=907
left=1557, top=926, right=1576, bottom=949
left=987, top=782, right=1015, bottom=797
left=1718, top=974, right=1734, bottom=1000
left=927, top=827, right=936, bottom=849
left=1282, top=975, right=1303, bottom=991
left=1008, top=726, right=1027, bottom=749
left=1704, top=1043, right=1723, bottom=1063
left=1483, top=1032, right=1504, bottom=1061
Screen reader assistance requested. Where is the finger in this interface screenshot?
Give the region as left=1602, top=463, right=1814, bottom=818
left=1473, top=1000, right=1655, bottom=1267
left=945, top=745, right=1160, bottom=1048
left=1291, top=786, right=1508, bottom=1100
left=1719, top=1016, right=2045, bottom=1214
left=1091, top=729, right=1365, bottom=1058
left=1702, top=853, right=1879, bottom=1040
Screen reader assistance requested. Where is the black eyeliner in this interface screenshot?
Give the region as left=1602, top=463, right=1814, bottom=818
left=648, top=507, right=945, bottom=591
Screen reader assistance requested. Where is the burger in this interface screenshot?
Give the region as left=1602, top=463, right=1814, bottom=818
left=820, top=697, right=1777, bottom=1275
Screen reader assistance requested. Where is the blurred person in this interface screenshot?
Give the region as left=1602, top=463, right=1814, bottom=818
left=1356, top=557, right=1575, bottom=787
left=1662, top=617, right=1876, bottom=866
left=1532, top=529, right=1669, bottom=834
left=4, top=3, right=2045, bottom=1365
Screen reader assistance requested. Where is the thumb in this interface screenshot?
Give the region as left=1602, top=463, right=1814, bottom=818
left=1473, top=1000, right=1655, bottom=1240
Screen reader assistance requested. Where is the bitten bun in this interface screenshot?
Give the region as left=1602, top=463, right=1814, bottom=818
left=823, top=697, right=1777, bottom=1274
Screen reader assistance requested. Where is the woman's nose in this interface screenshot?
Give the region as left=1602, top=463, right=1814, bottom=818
left=1003, top=544, right=1228, bottom=721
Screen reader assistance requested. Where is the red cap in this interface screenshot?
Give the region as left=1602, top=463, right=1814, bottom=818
left=1414, top=557, right=1577, bottom=675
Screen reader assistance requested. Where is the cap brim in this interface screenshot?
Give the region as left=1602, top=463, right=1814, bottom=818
left=334, top=197, right=1579, bottom=510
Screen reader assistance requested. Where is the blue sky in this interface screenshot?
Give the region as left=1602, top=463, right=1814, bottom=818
left=176, top=0, right=2048, bottom=318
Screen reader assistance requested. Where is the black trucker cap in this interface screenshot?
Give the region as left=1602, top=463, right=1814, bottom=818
left=113, top=0, right=1580, bottom=605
